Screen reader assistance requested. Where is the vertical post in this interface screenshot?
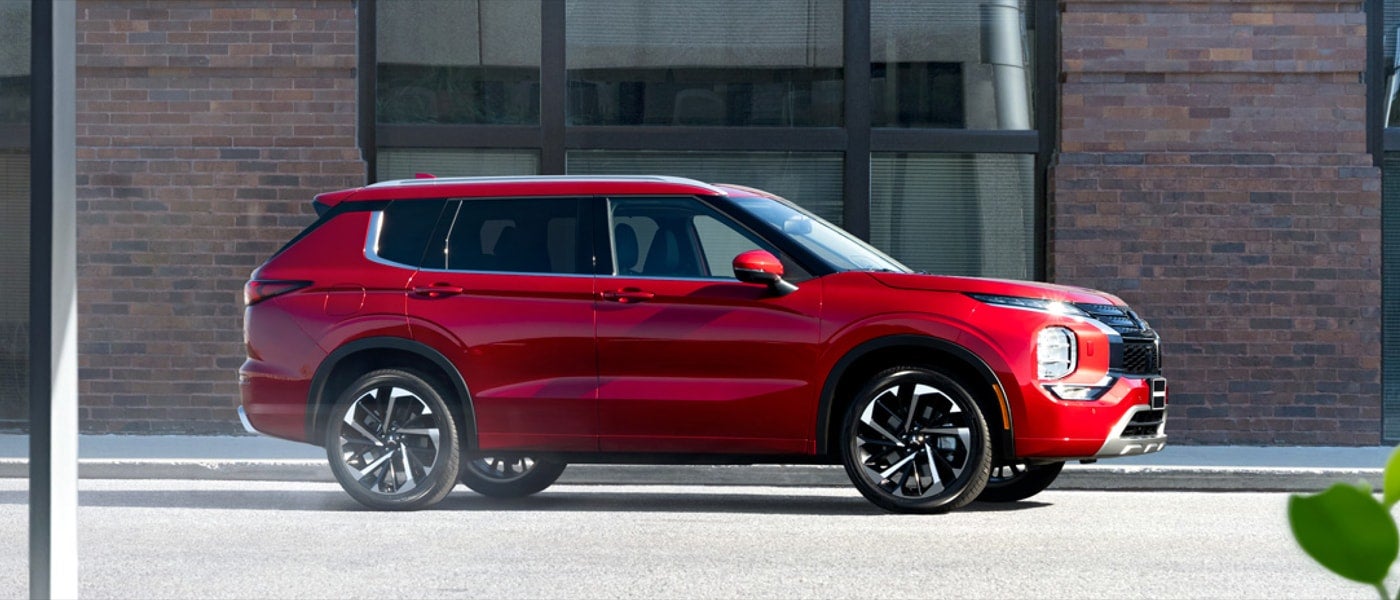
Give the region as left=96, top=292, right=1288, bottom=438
left=982, top=0, right=1032, bottom=131
left=29, top=0, right=78, bottom=598
left=359, top=0, right=378, bottom=183
left=843, top=0, right=871, bottom=239
left=540, top=0, right=566, bottom=175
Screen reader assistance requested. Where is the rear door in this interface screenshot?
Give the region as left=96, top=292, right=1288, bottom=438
left=594, top=196, right=823, bottom=454
left=407, top=197, right=598, bottom=451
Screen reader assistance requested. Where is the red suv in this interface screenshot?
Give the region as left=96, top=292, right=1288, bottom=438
left=239, top=176, right=1166, bottom=513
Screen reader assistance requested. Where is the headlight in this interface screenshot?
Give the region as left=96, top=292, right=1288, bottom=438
left=1036, top=326, right=1076, bottom=380
left=968, top=293, right=1088, bottom=317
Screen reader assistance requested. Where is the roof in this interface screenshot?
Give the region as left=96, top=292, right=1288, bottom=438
left=318, top=175, right=730, bottom=207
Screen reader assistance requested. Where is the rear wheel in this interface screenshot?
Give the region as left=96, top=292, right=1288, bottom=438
left=324, top=369, right=461, bottom=511
left=840, top=366, right=992, bottom=513
left=460, top=456, right=566, bottom=498
left=978, top=461, right=1065, bottom=503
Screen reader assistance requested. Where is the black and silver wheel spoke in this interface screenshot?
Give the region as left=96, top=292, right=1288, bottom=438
left=856, top=382, right=972, bottom=499
left=469, top=455, right=538, bottom=483
left=336, top=386, right=441, bottom=496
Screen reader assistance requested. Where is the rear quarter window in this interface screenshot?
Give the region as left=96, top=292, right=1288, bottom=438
left=377, top=199, right=450, bottom=267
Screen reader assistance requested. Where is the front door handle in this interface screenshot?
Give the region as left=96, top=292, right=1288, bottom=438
left=412, top=283, right=465, bottom=299
left=600, top=288, right=655, bottom=304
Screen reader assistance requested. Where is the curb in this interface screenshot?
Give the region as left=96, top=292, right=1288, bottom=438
left=0, top=459, right=1384, bottom=492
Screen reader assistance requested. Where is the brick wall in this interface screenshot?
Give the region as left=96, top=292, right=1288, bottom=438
left=75, top=0, right=364, bottom=433
left=1054, top=0, right=1381, bottom=444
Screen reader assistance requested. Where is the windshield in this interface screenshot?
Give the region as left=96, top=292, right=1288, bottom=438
left=731, top=196, right=910, bottom=273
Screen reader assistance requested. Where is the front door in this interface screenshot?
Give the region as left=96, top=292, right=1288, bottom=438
left=594, top=196, right=822, bottom=454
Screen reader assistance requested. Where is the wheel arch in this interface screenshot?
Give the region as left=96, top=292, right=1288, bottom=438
left=306, top=336, right=477, bottom=449
left=817, top=334, right=1015, bottom=461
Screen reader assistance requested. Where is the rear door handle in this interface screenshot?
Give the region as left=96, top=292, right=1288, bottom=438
left=600, top=288, right=654, bottom=304
left=412, top=284, right=465, bottom=299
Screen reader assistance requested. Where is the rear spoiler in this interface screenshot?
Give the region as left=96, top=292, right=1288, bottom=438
left=312, top=189, right=360, bottom=216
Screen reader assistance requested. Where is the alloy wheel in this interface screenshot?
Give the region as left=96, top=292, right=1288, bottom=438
left=853, top=380, right=977, bottom=500
left=467, top=456, right=538, bottom=483
left=337, top=385, right=442, bottom=496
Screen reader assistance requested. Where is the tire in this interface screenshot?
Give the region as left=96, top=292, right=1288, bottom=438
left=840, top=366, right=992, bottom=513
left=460, top=456, right=567, bottom=498
left=977, top=461, right=1065, bottom=503
left=325, top=368, right=462, bottom=511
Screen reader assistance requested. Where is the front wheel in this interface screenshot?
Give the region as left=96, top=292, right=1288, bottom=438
left=977, top=461, right=1065, bottom=503
left=325, top=369, right=462, bottom=511
left=460, top=456, right=566, bottom=498
left=840, top=366, right=992, bottom=513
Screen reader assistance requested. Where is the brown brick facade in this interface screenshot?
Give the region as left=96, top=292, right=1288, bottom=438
left=1054, top=0, right=1382, bottom=444
left=75, top=0, right=364, bottom=433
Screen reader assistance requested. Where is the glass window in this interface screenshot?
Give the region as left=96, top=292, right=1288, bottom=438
left=0, top=1, right=28, bottom=125
left=730, top=195, right=906, bottom=273
left=377, top=149, right=541, bottom=181
left=377, top=200, right=451, bottom=268
left=567, top=150, right=844, bottom=225
left=377, top=0, right=541, bottom=124
left=1383, top=154, right=1400, bottom=440
left=443, top=198, right=588, bottom=274
left=870, top=153, right=1034, bottom=279
left=609, top=197, right=776, bottom=278
left=566, top=0, right=843, bottom=127
left=0, top=0, right=26, bottom=430
left=872, top=0, right=1034, bottom=129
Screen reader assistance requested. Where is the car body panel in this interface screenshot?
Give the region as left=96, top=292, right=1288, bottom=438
left=595, top=275, right=821, bottom=454
left=240, top=176, right=1166, bottom=467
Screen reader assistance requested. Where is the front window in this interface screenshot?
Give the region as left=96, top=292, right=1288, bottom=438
left=731, top=195, right=909, bottom=273
left=608, top=196, right=781, bottom=278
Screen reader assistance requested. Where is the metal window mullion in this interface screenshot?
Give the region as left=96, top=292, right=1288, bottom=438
left=564, top=127, right=846, bottom=152
left=541, top=0, right=566, bottom=174
left=1033, top=0, right=1059, bottom=282
left=871, top=129, right=1040, bottom=154
left=844, top=0, right=872, bottom=240
left=360, top=0, right=378, bottom=183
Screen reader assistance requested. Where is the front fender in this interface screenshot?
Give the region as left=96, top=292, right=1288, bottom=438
left=813, top=313, right=1018, bottom=457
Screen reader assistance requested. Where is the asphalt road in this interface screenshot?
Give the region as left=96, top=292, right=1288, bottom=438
left=0, top=480, right=1377, bottom=599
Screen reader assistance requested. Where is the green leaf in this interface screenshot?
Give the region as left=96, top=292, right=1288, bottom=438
left=1385, top=446, right=1400, bottom=508
left=1289, top=483, right=1399, bottom=585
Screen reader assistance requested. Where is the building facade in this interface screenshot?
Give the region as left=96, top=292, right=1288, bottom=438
left=0, top=0, right=1391, bottom=444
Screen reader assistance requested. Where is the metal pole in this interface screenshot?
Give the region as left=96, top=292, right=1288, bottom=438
left=982, top=0, right=1031, bottom=131
left=29, top=0, right=78, bottom=597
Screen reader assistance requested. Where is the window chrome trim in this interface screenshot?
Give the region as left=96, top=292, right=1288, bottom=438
left=363, top=210, right=409, bottom=269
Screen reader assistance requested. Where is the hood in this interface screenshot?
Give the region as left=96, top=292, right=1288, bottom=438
left=868, top=272, right=1126, bottom=306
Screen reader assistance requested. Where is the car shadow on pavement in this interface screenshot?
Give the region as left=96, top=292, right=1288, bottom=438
left=0, top=488, right=1053, bottom=515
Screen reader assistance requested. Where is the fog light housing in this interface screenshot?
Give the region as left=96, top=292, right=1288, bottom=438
left=1045, top=380, right=1115, bottom=401
left=1036, top=327, right=1076, bottom=380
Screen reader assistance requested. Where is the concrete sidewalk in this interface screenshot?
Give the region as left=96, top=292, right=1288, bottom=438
left=0, top=434, right=1392, bottom=492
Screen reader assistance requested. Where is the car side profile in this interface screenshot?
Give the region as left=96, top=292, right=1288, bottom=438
left=239, top=175, right=1166, bottom=513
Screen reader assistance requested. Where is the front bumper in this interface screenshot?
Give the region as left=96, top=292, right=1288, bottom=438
left=1014, top=375, right=1167, bottom=460
left=1092, top=403, right=1167, bottom=458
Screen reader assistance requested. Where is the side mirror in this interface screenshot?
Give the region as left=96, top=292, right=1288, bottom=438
left=732, top=249, right=798, bottom=296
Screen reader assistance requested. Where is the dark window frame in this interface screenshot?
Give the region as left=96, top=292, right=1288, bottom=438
left=363, top=0, right=1057, bottom=281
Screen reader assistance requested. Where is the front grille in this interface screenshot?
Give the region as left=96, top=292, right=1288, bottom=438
left=1074, top=302, right=1152, bottom=336
left=1123, top=409, right=1165, bottom=437
left=1121, top=339, right=1160, bottom=375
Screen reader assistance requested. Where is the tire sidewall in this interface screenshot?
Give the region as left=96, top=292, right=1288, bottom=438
left=979, top=461, right=1065, bottom=503
left=840, top=366, right=992, bottom=513
left=325, top=368, right=462, bottom=510
left=459, top=458, right=567, bottom=498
